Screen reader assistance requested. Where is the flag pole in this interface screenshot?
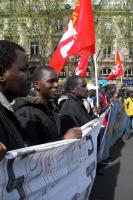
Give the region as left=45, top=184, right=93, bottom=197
left=93, top=54, right=99, bottom=107
left=121, top=75, right=123, bottom=85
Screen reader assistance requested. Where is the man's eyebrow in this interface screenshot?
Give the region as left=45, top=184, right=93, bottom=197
left=47, top=78, right=59, bottom=82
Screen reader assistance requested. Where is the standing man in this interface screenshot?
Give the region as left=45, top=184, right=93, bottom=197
left=13, top=66, right=82, bottom=145
left=60, top=76, right=97, bottom=133
left=0, top=40, right=29, bottom=151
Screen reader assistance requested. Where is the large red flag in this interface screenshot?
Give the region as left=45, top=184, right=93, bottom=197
left=107, top=51, right=123, bottom=81
left=75, top=54, right=89, bottom=77
left=49, top=0, right=95, bottom=73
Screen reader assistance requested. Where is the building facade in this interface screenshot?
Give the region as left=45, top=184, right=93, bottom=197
left=0, top=0, right=132, bottom=85
left=93, top=0, right=133, bottom=86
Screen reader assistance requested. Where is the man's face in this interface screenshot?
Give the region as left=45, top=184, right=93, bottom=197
left=35, top=69, right=59, bottom=99
left=73, top=78, right=88, bottom=99
left=88, top=89, right=96, bottom=98
left=4, top=49, right=29, bottom=97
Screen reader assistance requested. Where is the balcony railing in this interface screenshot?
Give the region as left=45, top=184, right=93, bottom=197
left=98, top=54, right=115, bottom=61
left=98, top=54, right=133, bottom=61
left=123, top=54, right=133, bottom=60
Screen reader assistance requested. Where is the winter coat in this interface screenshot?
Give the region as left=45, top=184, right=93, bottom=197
left=60, top=94, right=95, bottom=133
left=0, top=103, right=24, bottom=151
left=13, top=96, right=61, bottom=146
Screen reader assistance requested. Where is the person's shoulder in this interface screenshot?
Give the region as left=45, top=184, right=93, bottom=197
left=0, top=103, right=9, bottom=117
left=125, top=97, right=130, bottom=102
left=62, top=96, right=79, bottom=108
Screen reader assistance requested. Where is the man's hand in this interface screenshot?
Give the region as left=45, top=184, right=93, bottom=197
left=0, top=142, right=7, bottom=161
left=97, top=107, right=102, bottom=115
left=64, top=127, right=82, bottom=139
left=92, top=107, right=101, bottom=116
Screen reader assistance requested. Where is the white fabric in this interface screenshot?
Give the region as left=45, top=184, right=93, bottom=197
left=87, top=97, right=94, bottom=108
left=87, top=84, right=98, bottom=91
left=0, top=115, right=105, bottom=200
left=83, top=98, right=91, bottom=113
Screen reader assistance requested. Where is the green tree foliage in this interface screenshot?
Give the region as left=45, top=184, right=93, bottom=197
left=0, top=0, right=63, bottom=65
left=93, top=0, right=133, bottom=58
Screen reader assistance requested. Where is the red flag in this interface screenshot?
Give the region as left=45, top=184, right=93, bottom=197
left=107, top=51, right=123, bottom=81
left=75, top=54, right=89, bottom=77
left=49, top=0, right=95, bottom=73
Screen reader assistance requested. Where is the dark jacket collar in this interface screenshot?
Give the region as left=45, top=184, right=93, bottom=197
left=68, top=94, right=84, bottom=106
left=0, top=92, right=14, bottom=112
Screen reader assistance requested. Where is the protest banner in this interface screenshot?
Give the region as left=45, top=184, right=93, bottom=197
left=98, top=101, right=131, bottom=162
left=0, top=114, right=105, bottom=200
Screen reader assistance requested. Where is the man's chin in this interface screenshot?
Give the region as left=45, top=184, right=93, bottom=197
left=49, top=93, right=59, bottom=99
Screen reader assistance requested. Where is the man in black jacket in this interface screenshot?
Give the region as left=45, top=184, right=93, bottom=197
left=60, top=76, right=96, bottom=133
left=13, top=66, right=82, bottom=145
left=0, top=40, right=29, bottom=151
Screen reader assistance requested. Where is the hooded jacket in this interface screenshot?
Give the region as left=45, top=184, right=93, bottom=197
left=13, top=96, right=61, bottom=146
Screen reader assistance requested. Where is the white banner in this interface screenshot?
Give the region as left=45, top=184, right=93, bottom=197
left=0, top=115, right=104, bottom=200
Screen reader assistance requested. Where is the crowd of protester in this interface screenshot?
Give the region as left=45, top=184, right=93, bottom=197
left=0, top=40, right=132, bottom=174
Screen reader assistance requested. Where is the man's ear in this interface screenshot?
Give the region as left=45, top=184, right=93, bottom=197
left=0, top=75, right=6, bottom=83
left=71, top=86, right=77, bottom=93
left=0, top=67, right=6, bottom=83
left=34, top=81, right=40, bottom=90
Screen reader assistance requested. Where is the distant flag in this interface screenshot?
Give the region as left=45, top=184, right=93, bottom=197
left=75, top=54, right=89, bottom=77
left=107, top=51, right=123, bottom=81
left=49, top=0, right=95, bottom=73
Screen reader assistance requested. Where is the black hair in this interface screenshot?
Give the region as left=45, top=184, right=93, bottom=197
left=32, top=66, right=55, bottom=82
left=64, top=75, right=82, bottom=92
left=0, top=40, right=25, bottom=73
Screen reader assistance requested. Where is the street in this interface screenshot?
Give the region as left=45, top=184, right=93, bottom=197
left=90, top=135, right=133, bottom=200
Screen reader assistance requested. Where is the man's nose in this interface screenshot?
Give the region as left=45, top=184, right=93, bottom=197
left=53, top=81, right=59, bottom=88
left=85, top=87, right=88, bottom=92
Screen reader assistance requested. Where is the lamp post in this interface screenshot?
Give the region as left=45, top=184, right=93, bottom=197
left=64, top=2, right=71, bottom=77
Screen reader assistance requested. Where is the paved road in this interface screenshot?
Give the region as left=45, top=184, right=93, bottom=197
left=90, top=135, right=133, bottom=200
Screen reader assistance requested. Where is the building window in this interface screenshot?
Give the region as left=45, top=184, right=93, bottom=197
left=21, top=0, right=26, bottom=6
left=103, top=44, right=112, bottom=55
left=65, top=0, right=77, bottom=8
left=9, top=0, right=16, bottom=12
left=104, top=22, right=112, bottom=30
left=130, top=20, right=133, bottom=30
left=100, top=68, right=111, bottom=77
left=124, top=69, right=133, bottom=78
left=32, top=1, right=40, bottom=11
left=55, top=19, right=63, bottom=31
left=58, top=68, right=66, bottom=78
left=30, top=42, right=39, bottom=56
left=8, top=20, right=17, bottom=32
left=32, top=21, right=38, bottom=32
left=86, top=68, right=91, bottom=78
left=129, top=43, right=133, bottom=56
left=52, top=36, right=60, bottom=52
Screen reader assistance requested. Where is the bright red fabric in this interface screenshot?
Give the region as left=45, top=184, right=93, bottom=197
left=49, top=0, right=95, bottom=73
left=107, top=51, right=123, bottom=80
left=75, top=54, right=89, bottom=77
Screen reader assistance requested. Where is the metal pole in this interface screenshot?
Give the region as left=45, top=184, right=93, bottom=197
left=93, top=54, right=99, bottom=107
